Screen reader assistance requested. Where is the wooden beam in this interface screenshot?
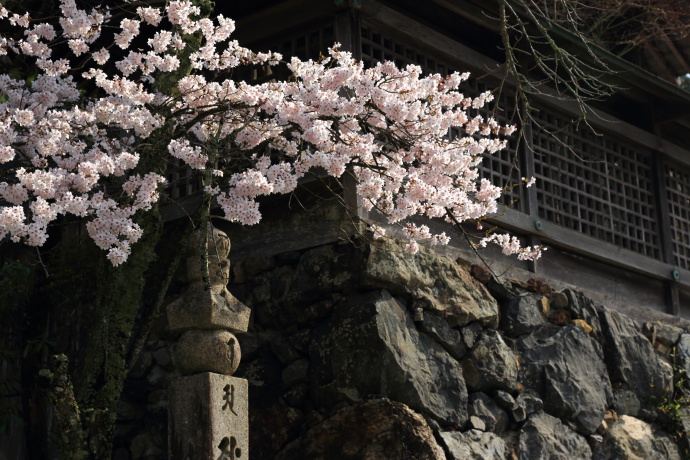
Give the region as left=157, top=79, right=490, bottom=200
left=234, top=0, right=337, bottom=45
left=488, top=208, right=683, bottom=286
left=667, top=281, right=681, bottom=316
left=653, top=102, right=690, bottom=124
left=520, top=114, right=538, bottom=217
left=359, top=0, right=511, bottom=78
left=652, top=153, right=676, bottom=265
left=428, top=0, right=501, bottom=32
left=359, top=0, right=690, bottom=168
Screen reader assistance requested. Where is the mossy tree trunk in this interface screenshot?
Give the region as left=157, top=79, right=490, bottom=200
left=42, top=2, right=216, bottom=458
left=73, top=204, right=164, bottom=459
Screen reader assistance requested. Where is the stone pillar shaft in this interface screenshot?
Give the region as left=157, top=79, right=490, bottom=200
left=169, top=374, right=248, bottom=460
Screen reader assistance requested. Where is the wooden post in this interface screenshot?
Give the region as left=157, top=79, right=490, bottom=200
left=521, top=113, right=542, bottom=275
left=653, top=152, right=681, bottom=316
left=335, top=7, right=370, bottom=229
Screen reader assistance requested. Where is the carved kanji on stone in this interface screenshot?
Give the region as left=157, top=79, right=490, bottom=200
left=223, top=384, right=237, bottom=415
left=217, top=436, right=242, bottom=460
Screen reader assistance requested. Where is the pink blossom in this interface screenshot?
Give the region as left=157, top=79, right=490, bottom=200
left=137, top=7, right=162, bottom=26
left=68, top=39, right=89, bottom=56
left=0, top=4, right=537, bottom=265
left=115, top=19, right=140, bottom=49
left=92, top=48, right=109, bottom=65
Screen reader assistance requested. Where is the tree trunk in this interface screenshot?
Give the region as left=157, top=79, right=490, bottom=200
left=73, top=205, right=163, bottom=459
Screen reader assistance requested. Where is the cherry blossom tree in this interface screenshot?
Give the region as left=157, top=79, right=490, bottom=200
left=0, top=1, right=539, bottom=457
left=0, top=0, right=541, bottom=263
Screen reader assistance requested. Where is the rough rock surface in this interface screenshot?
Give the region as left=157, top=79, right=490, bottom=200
left=612, top=389, right=641, bottom=417
left=519, top=324, right=612, bottom=433
left=493, top=390, right=516, bottom=410
left=460, top=322, right=483, bottom=349
left=249, top=404, right=304, bottom=460
left=252, top=244, right=361, bottom=328
left=500, top=294, right=547, bottom=337
left=592, top=415, right=681, bottom=460
left=468, top=392, right=509, bottom=434
left=599, top=309, right=673, bottom=402
left=440, top=430, right=507, bottom=460
left=676, top=333, right=690, bottom=390
left=642, top=322, right=683, bottom=348
left=310, top=290, right=468, bottom=426
left=418, top=313, right=467, bottom=360
left=510, top=390, right=543, bottom=423
left=276, top=399, right=447, bottom=460
left=116, top=238, right=689, bottom=460
left=252, top=239, right=499, bottom=329
left=564, top=289, right=603, bottom=338
left=361, top=238, right=499, bottom=327
left=518, top=412, right=592, bottom=459
left=462, top=329, right=519, bottom=392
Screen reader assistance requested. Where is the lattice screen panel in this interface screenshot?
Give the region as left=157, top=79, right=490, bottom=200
left=665, top=164, right=690, bottom=269
left=533, top=109, right=659, bottom=258
left=166, top=159, right=202, bottom=200
left=361, top=26, right=451, bottom=75
left=461, top=79, right=521, bottom=208
left=265, top=23, right=335, bottom=63
left=236, top=22, right=335, bottom=83
left=360, top=24, right=522, bottom=208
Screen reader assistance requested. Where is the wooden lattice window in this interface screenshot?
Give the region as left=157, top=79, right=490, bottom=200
left=273, top=23, right=335, bottom=61
left=242, top=22, right=335, bottom=82
left=166, top=159, right=202, bottom=200
left=361, top=26, right=451, bottom=75
left=360, top=24, right=521, bottom=208
left=460, top=79, right=521, bottom=208
left=665, top=164, right=690, bottom=269
left=532, top=108, right=660, bottom=258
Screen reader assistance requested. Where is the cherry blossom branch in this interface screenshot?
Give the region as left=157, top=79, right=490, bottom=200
left=0, top=0, right=541, bottom=266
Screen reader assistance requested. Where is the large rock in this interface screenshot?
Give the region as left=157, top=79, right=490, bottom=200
left=500, top=294, right=547, bottom=337
left=599, top=309, right=673, bottom=403
left=593, top=415, right=681, bottom=460
left=253, top=244, right=363, bottom=328
left=519, top=324, right=612, bottom=433
left=460, top=322, right=483, bottom=349
left=276, top=399, right=447, bottom=460
left=361, top=238, right=499, bottom=327
left=440, top=430, right=507, bottom=460
left=612, top=389, right=641, bottom=417
left=641, top=322, right=683, bottom=348
left=310, top=290, right=468, bottom=426
left=253, top=238, right=499, bottom=329
left=462, top=329, right=519, bottom=392
left=518, top=412, right=592, bottom=460
left=249, top=403, right=304, bottom=460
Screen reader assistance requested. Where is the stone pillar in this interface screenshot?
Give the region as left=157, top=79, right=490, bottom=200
left=167, top=227, right=251, bottom=460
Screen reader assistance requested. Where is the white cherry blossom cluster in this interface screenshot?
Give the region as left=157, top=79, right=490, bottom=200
left=0, top=0, right=541, bottom=265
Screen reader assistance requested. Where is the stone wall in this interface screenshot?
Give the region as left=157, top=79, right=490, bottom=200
left=115, top=237, right=690, bottom=459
